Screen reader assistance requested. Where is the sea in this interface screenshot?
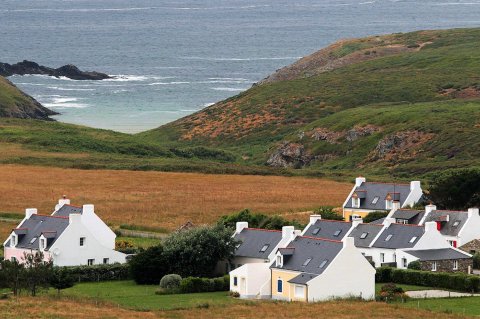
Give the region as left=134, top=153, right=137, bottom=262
left=1, top=0, right=480, bottom=133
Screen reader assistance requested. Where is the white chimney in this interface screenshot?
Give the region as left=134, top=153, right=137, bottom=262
left=410, top=181, right=421, bottom=191
left=309, top=214, right=321, bottom=225
left=352, top=217, right=363, bottom=228
left=392, top=201, right=401, bottom=212
left=25, top=208, right=37, bottom=219
left=355, top=176, right=366, bottom=187
left=343, top=236, right=355, bottom=248
left=236, top=222, right=248, bottom=234
left=383, top=217, right=396, bottom=228
left=424, top=221, right=438, bottom=233
left=55, top=195, right=71, bottom=211
left=282, top=226, right=295, bottom=240
left=82, top=204, right=94, bottom=216
left=468, top=208, right=479, bottom=218
left=425, top=204, right=437, bottom=215
left=69, top=213, right=82, bottom=224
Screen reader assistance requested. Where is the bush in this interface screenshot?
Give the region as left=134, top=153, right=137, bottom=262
left=130, top=245, right=169, bottom=284
left=363, top=212, right=388, bottom=223
left=407, top=260, right=421, bottom=270
left=218, top=209, right=305, bottom=230
left=179, top=276, right=229, bottom=293
left=378, top=283, right=408, bottom=302
left=62, top=263, right=130, bottom=282
left=312, top=207, right=343, bottom=220
left=160, top=274, right=182, bottom=289
left=473, top=253, right=480, bottom=269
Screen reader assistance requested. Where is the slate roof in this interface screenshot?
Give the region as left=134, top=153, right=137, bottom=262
left=53, top=204, right=83, bottom=217
left=348, top=223, right=384, bottom=248
left=303, top=220, right=352, bottom=240
left=404, top=248, right=471, bottom=261
left=11, top=214, right=69, bottom=250
left=233, top=228, right=283, bottom=259
left=391, top=209, right=425, bottom=225
left=344, top=182, right=411, bottom=211
left=289, top=273, right=318, bottom=284
left=369, top=218, right=386, bottom=225
left=272, top=236, right=343, bottom=277
left=423, top=210, right=468, bottom=237
left=372, top=223, right=425, bottom=249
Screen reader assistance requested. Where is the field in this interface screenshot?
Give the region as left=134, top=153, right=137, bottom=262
left=0, top=165, right=351, bottom=230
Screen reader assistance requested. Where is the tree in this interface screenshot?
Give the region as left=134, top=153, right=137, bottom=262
left=312, top=206, right=343, bottom=220
left=363, top=211, right=389, bottom=223
left=407, top=260, right=422, bottom=270
left=427, top=169, right=480, bottom=210
left=129, top=245, right=170, bottom=284
left=0, top=259, right=25, bottom=296
left=50, top=268, right=75, bottom=296
left=23, top=251, right=53, bottom=296
left=218, top=209, right=304, bottom=230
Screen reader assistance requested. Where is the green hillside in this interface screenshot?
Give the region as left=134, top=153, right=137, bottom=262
left=0, top=76, right=57, bottom=120
left=142, top=27, right=480, bottom=179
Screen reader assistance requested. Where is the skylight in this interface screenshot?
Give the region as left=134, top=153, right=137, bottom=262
left=319, top=259, right=328, bottom=268
left=360, top=232, right=368, bottom=239
left=260, top=244, right=270, bottom=252
left=302, top=258, right=312, bottom=267
left=372, top=197, right=379, bottom=204
left=312, top=228, right=320, bottom=235
left=385, top=234, right=393, bottom=241
left=453, top=221, right=460, bottom=227
left=30, top=237, right=37, bottom=244
left=333, top=230, right=342, bottom=237
left=409, top=236, right=418, bottom=243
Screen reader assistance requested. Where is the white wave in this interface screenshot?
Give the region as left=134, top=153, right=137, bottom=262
left=208, top=77, right=250, bottom=81
left=203, top=103, right=215, bottom=107
left=211, top=87, right=247, bottom=92
left=103, top=75, right=174, bottom=82
left=148, top=81, right=191, bottom=86
left=112, top=89, right=129, bottom=94
left=43, top=102, right=89, bottom=109
left=47, top=86, right=95, bottom=91
left=433, top=2, right=480, bottom=5
left=358, top=1, right=376, bottom=4
left=181, top=56, right=302, bottom=61
left=51, top=97, right=78, bottom=103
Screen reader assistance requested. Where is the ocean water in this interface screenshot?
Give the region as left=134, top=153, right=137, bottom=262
left=1, top=0, right=479, bottom=133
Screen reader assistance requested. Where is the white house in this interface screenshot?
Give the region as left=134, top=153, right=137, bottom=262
left=4, top=197, right=126, bottom=266
left=342, top=177, right=423, bottom=221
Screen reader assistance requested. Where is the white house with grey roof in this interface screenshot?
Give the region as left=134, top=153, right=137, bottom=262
left=4, top=197, right=126, bottom=266
left=342, top=177, right=423, bottom=221
left=302, top=215, right=354, bottom=240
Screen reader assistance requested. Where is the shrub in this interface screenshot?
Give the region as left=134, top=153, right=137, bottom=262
left=312, top=207, right=343, bottom=220
left=473, top=253, right=480, bottom=269
left=160, top=274, right=182, bottom=289
left=407, top=260, right=421, bottom=270
left=63, top=263, right=130, bottom=282
left=130, top=245, right=169, bottom=284
left=218, top=209, right=305, bottom=230
left=179, top=276, right=230, bottom=293
left=375, top=267, right=393, bottom=283
left=363, top=212, right=388, bottom=223
left=378, top=283, right=408, bottom=302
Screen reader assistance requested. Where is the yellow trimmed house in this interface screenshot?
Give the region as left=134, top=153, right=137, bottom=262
left=270, top=236, right=375, bottom=302
left=342, top=177, right=423, bottom=222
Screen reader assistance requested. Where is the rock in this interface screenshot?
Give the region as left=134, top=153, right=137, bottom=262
left=267, top=142, right=312, bottom=168
left=0, top=60, right=111, bottom=80
left=309, top=128, right=343, bottom=143
left=346, top=125, right=380, bottom=142
left=368, top=131, right=434, bottom=162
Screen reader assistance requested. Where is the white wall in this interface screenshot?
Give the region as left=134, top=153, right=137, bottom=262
left=81, top=205, right=116, bottom=249
left=458, top=209, right=480, bottom=247
left=307, top=239, right=375, bottom=301
left=230, top=263, right=271, bottom=299
left=413, top=223, right=451, bottom=250
left=402, top=181, right=422, bottom=208
left=49, top=215, right=126, bottom=266
left=366, top=247, right=398, bottom=267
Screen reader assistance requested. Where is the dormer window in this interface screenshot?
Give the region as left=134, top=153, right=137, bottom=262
left=385, top=234, right=393, bottom=241
left=10, top=233, right=18, bottom=247
left=352, top=197, right=360, bottom=208
left=276, top=255, right=283, bottom=267
left=40, top=238, right=46, bottom=250
left=260, top=244, right=269, bottom=253
left=386, top=200, right=393, bottom=210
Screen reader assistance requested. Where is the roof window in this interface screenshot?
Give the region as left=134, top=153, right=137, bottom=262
left=30, top=237, right=37, bottom=244
left=312, top=228, right=320, bottom=235
left=302, top=258, right=312, bottom=267
left=385, top=234, right=393, bottom=241
left=333, top=230, right=342, bottom=237
left=260, top=244, right=270, bottom=253
left=319, top=259, right=328, bottom=268
left=372, top=197, right=379, bottom=204
left=453, top=221, right=460, bottom=227
left=409, top=236, right=418, bottom=243
left=360, top=232, right=368, bottom=239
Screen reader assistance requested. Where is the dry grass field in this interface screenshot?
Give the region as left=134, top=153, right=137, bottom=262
left=0, top=165, right=351, bottom=230
left=0, top=297, right=471, bottom=319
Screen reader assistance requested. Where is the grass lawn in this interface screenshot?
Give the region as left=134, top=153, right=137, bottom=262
left=401, top=296, right=480, bottom=317
left=375, top=283, right=437, bottom=295
left=58, top=280, right=238, bottom=311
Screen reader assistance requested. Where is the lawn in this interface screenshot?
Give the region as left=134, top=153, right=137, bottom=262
left=374, top=283, right=434, bottom=295
left=401, top=297, right=480, bottom=317
left=58, top=280, right=238, bottom=311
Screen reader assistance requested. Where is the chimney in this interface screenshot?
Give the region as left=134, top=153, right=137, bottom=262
left=391, top=201, right=401, bottom=212
left=352, top=216, right=363, bottom=228
left=425, top=204, right=437, bottom=215
left=383, top=217, right=396, bottom=228
left=82, top=204, right=94, bottom=215
left=309, top=214, right=321, bottom=225
left=343, top=236, right=355, bottom=249
left=410, top=181, right=421, bottom=192
left=424, top=221, right=438, bottom=233
left=282, top=226, right=295, bottom=240
left=468, top=208, right=479, bottom=218
left=236, top=222, right=248, bottom=234
left=69, top=213, right=82, bottom=224
left=355, top=176, right=366, bottom=187
left=55, top=195, right=71, bottom=211
left=25, top=208, right=37, bottom=219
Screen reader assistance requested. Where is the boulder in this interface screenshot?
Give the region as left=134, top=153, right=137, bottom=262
left=267, top=142, right=312, bottom=168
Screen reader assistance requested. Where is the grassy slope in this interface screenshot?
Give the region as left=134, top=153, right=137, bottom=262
left=144, top=28, right=480, bottom=179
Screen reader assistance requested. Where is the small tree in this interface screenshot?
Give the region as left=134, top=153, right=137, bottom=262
left=427, top=169, right=480, bottom=209
left=313, top=207, right=343, bottom=220
left=0, top=259, right=25, bottom=296
left=407, top=260, right=422, bottom=270
left=23, top=251, right=53, bottom=296
left=363, top=212, right=388, bottom=224
left=130, top=245, right=170, bottom=284
left=473, top=253, right=480, bottom=270
left=50, top=268, right=75, bottom=296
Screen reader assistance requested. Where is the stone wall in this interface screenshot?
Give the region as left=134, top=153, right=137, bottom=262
left=420, top=258, right=472, bottom=274
left=460, top=239, right=480, bottom=254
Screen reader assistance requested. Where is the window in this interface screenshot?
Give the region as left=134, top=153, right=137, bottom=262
left=302, top=258, right=312, bottom=267
left=402, top=258, right=407, bottom=268
left=11, top=234, right=17, bottom=247
left=352, top=198, right=360, bottom=208
left=30, top=237, right=37, bottom=244
left=432, top=261, right=437, bottom=271
left=453, top=221, right=460, bottom=227
left=385, top=234, right=393, bottom=241
left=380, top=253, right=385, bottom=263
left=453, top=260, right=458, bottom=270
left=11, top=256, right=16, bottom=262
left=393, top=253, right=396, bottom=262
left=233, top=276, right=238, bottom=286
left=386, top=200, right=393, bottom=210
left=312, top=228, right=320, bottom=235
left=333, top=230, right=342, bottom=237
left=80, top=237, right=86, bottom=246
left=87, top=259, right=95, bottom=266
left=397, top=219, right=408, bottom=224
left=103, top=258, right=109, bottom=264
left=319, top=259, right=328, bottom=268
left=40, top=238, right=46, bottom=250
left=276, top=255, right=282, bottom=267
left=409, top=236, right=418, bottom=243
left=360, top=232, right=368, bottom=239
left=260, top=244, right=269, bottom=252
left=277, top=279, right=283, bottom=293
left=372, top=197, right=379, bottom=205
left=294, top=285, right=305, bottom=298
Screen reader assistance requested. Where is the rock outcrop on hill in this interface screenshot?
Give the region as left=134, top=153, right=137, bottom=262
left=267, top=142, right=312, bottom=168
left=0, top=60, right=111, bottom=80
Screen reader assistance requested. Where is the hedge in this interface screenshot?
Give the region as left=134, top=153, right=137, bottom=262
left=376, top=267, right=480, bottom=293
left=59, top=263, right=131, bottom=282
left=179, top=275, right=229, bottom=293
